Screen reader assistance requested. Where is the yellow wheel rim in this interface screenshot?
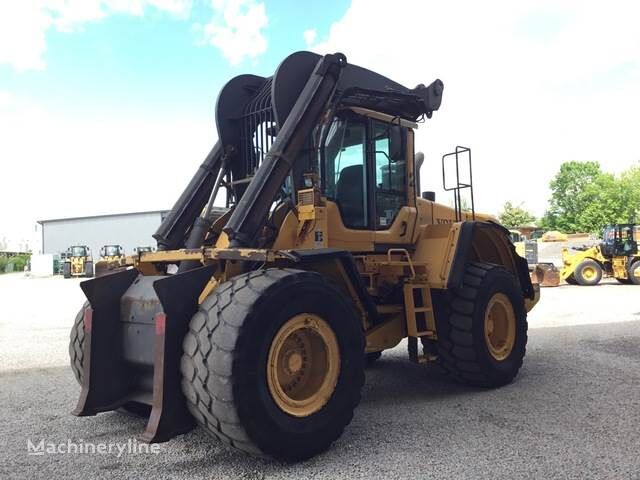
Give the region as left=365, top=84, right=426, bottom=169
left=582, top=266, right=597, bottom=281
left=484, top=293, right=516, bottom=361
left=267, top=314, right=340, bottom=417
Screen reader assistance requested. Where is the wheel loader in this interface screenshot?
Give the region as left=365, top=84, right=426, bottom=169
left=561, top=224, right=640, bottom=285
left=62, top=245, right=94, bottom=278
left=68, top=51, right=539, bottom=461
left=94, top=244, right=126, bottom=277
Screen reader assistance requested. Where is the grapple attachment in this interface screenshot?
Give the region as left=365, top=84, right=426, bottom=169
left=73, top=265, right=215, bottom=442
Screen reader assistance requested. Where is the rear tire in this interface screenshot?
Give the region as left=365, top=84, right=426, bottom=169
left=574, top=259, right=602, bottom=286
left=181, top=269, right=365, bottom=461
left=628, top=261, right=640, bottom=285
left=432, top=262, right=528, bottom=387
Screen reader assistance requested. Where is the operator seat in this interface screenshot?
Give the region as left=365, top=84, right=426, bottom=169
left=336, top=164, right=365, bottom=228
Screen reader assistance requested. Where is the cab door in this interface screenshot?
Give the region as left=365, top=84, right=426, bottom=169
left=371, top=120, right=417, bottom=249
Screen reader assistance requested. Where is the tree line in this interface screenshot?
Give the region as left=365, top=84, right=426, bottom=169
left=498, top=161, right=640, bottom=234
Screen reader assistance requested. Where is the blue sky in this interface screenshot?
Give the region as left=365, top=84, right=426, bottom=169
left=0, top=1, right=349, bottom=118
left=1, top=0, right=639, bottom=251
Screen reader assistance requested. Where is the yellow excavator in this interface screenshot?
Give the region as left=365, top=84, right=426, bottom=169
left=68, top=51, right=539, bottom=461
left=561, top=224, right=640, bottom=285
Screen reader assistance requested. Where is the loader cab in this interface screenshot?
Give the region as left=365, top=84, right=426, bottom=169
left=320, top=109, right=413, bottom=235
left=69, top=245, right=88, bottom=258
left=602, top=224, right=638, bottom=257
left=101, top=245, right=124, bottom=258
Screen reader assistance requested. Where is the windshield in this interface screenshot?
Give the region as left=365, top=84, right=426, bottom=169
left=71, top=246, right=86, bottom=257
left=104, top=245, right=121, bottom=256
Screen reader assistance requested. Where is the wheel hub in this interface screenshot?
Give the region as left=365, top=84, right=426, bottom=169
left=267, top=314, right=340, bottom=417
left=583, top=266, right=596, bottom=280
left=484, top=293, right=516, bottom=361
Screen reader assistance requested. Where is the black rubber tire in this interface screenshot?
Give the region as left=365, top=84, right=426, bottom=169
left=63, top=263, right=71, bottom=278
left=431, top=262, right=528, bottom=387
left=574, top=259, right=602, bottom=286
left=84, top=261, right=94, bottom=278
left=628, top=261, right=640, bottom=285
left=68, top=302, right=151, bottom=418
left=181, top=268, right=365, bottom=462
left=565, top=274, right=578, bottom=285
left=69, top=302, right=88, bottom=384
left=365, top=351, right=382, bottom=366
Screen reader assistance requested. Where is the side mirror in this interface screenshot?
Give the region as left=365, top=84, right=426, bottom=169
left=389, top=125, right=405, bottom=162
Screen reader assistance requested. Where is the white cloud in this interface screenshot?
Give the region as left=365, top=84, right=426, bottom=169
left=0, top=0, right=192, bottom=71
left=0, top=89, right=215, bottom=247
left=310, top=0, right=640, bottom=216
left=303, top=28, right=316, bottom=48
left=0, top=3, right=51, bottom=71
left=201, top=0, right=268, bottom=65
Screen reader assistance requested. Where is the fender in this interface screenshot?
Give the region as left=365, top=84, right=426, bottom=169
left=284, top=248, right=381, bottom=328
left=416, top=221, right=535, bottom=300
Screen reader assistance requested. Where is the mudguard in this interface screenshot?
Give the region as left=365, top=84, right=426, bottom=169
left=73, top=265, right=215, bottom=442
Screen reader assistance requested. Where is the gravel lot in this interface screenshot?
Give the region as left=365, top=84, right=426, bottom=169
left=1, top=273, right=639, bottom=479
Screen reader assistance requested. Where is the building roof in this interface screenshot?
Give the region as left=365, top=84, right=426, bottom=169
left=37, top=207, right=228, bottom=225
left=37, top=209, right=170, bottom=224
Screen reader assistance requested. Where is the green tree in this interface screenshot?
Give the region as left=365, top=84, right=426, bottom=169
left=542, top=161, right=602, bottom=232
left=498, top=201, right=536, bottom=229
left=620, top=165, right=640, bottom=223
left=542, top=161, right=640, bottom=234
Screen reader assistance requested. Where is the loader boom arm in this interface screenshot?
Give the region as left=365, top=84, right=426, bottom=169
left=223, top=53, right=346, bottom=247
left=153, top=142, right=224, bottom=250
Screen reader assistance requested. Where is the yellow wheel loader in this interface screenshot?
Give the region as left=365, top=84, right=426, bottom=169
left=94, top=244, right=126, bottom=277
left=561, top=224, right=640, bottom=285
left=68, top=51, right=538, bottom=461
left=62, top=245, right=93, bottom=278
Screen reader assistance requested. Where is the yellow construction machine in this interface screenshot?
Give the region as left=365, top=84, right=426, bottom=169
left=561, top=224, right=639, bottom=285
left=68, top=51, right=539, bottom=461
left=94, top=244, right=126, bottom=277
left=62, top=245, right=94, bottom=278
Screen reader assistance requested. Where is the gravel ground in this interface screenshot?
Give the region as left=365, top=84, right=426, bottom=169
left=1, top=273, right=639, bottom=479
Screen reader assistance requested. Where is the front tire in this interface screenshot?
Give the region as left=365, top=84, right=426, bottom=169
left=181, top=269, right=365, bottom=461
left=433, top=262, right=528, bottom=387
left=84, top=261, right=94, bottom=278
left=365, top=351, right=382, bottom=366
left=574, top=259, right=602, bottom=286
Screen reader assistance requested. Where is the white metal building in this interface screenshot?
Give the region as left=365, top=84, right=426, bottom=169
left=37, top=210, right=169, bottom=258
left=37, top=207, right=229, bottom=258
